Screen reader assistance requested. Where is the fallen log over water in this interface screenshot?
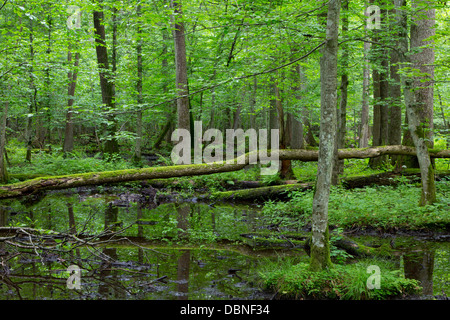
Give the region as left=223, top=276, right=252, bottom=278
left=0, top=145, right=448, bottom=199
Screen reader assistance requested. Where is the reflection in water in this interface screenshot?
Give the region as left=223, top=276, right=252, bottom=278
left=0, top=193, right=449, bottom=300
left=67, top=203, right=76, bottom=234
left=177, top=250, right=190, bottom=300
left=404, top=250, right=435, bottom=295
left=175, top=204, right=191, bottom=300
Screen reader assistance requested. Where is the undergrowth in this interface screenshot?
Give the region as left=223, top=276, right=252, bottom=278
left=261, top=177, right=450, bottom=232
left=259, top=257, right=421, bottom=300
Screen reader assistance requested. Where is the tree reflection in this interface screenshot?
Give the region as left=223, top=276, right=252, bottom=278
left=404, top=249, right=435, bottom=295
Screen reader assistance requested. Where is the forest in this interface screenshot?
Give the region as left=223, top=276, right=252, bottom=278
left=0, top=0, right=449, bottom=303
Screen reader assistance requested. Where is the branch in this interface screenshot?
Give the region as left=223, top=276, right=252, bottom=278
left=0, top=0, right=8, bottom=11
left=113, top=40, right=326, bottom=115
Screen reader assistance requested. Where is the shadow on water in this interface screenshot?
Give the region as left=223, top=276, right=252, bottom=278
left=0, top=190, right=449, bottom=300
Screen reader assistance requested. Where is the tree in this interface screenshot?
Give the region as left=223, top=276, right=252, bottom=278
left=368, top=0, right=389, bottom=169
left=387, top=0, right=404, bottom=163
left=93, top=0, right=119, bottom=155
left=335, top=0, right=349, bottom=180
left=133, top=3, right=143, bottom=162
left=0, top=94, right=8, bottom=183
left=402, top=0, right=436, bottom=205
left=171, top=0, right=190, bottom=133
left=63, top=47, right=80, bottom=153
left=360, top=1, right=372, bottom=148
left=309, top=0, right=341, bottom=272
left=26, top=17, right=36, bottom=163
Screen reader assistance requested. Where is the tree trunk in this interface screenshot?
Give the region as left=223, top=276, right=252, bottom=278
left=336, top=0, right=349, bottom=179
left=26, top=19, right=36, bottom=163
left=289, top=62, right=304, bottom=149
left=63, top=49, right=80, bottom=153
left=410, top=0, right=434, bottom=150
left=436, top=88, right=450, bottom=149
left=249, top=77, right=257, bottom=130
left=299, top=58, right=318, bottom=148
left=0, top=146, right=447, bottom=199
left=93, top=2, right=119, bottom=155
left=269, top=79, right=279, bottom=150
left=388, top=0, right=404, bottom=162
left=44, top=15, right=52, bottom=147
left=0, top=98, right=8, bottom=184
left=171, top=0, right=190, bottom=133
left=403, top=0, right=436, bottom=205
left=134, top=4, right=143, bottom=162
left=275, top=80, right=294, bottom=179
left=153, top=111, right=176, bottom=150
left=360, top=35, right=371, bottom=148
left=309, top=0, right=340, bottom=272
left=369, top=2, right=389, bottom=168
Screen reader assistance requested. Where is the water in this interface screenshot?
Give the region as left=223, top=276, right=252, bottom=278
left=0, top=247, right=275, bottom=300
left=0, top=189, right=448, bottom=300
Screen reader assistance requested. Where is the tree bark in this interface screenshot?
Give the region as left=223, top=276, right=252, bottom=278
left=369, top=1, right=389, bottom=168
left=289, top=62, right=304, bottom=150
left=403, top=0, right=436, bottom=205
left=171, top=0, right=190, bottom=133
left=360, top=1, right=371, bottom=149
left=360, top=37, right=371, bottom=148
left=134, top=4, right=143, bottom=162
left=310, top=0, right=340, bottom=272
left=26, top=19, right=36, bottom=163
left=63, top=49, right=80, bottom=153
left=249, top=77, right=257, bottom=130
left=0, top=98, right=8, bottom=184
left=388, top=0, right=404, bottom=155
left=93, top=2, right=119, bottom=155
left=274, top=80, right=294, bottom=179
left=336, top=0, right=349, bottom=179
left=0, top=146, right=448, bottom=199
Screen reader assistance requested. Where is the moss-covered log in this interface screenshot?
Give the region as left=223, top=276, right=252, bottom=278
left=342, top=169, right=450, bottom=189
left=211, top=183, right=312, bottom=201
left=240, top=230, right=394, bottom=258
left=0, top=145, right=448, bottom=199
left=0, top=161, right=249, bottom=199
left=304, top=233, right=394, bottom=259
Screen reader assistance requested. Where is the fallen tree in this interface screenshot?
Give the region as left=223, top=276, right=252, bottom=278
left=209, top=170, right=450, bottom=201
left=0, top=145, right=448, bottom=199
left=210, top=183, right=313, bottom=201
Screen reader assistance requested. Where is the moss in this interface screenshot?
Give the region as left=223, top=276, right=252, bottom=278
left=309, top=225, right=332, bottom=272
left=240, top=231, right=309, bottom=249
left=420, top=164, right=437, bottom=206
left=211, top=183, right=311, bottom=201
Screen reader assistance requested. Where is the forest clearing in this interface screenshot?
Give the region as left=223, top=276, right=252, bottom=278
left=0, top=0, right=449, bottom=308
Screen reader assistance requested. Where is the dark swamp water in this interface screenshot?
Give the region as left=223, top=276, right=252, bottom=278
left=0, top=187, right=449, bottom=300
